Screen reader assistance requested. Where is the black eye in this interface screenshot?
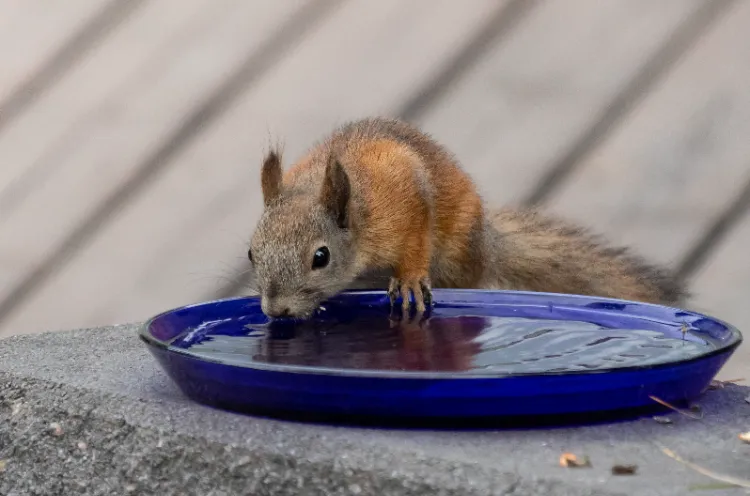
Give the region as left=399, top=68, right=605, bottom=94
left=247, top=248, right=253, bottom=263
left=312, top=246, right=330, bottom=269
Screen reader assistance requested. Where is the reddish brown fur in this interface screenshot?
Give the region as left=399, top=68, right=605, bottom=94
left=283, top=120, right=487, bottom=290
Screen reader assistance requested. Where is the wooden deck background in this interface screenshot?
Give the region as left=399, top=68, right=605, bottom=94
left=1, top=0, right=749, bottom=378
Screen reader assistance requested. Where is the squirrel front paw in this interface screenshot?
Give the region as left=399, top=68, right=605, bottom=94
left=388, top=275, right=433, bottom=314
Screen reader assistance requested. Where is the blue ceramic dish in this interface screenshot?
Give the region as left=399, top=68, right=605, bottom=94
left=140, top=290, right=741, bottom=428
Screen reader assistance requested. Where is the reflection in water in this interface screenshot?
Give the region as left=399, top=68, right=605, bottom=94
left=173, top=310, right=713, bottom=374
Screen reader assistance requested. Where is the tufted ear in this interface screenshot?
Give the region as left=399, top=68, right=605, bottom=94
left=260, top=149, right=283, bottom=207
left=320, top=155, right=350, bottom=228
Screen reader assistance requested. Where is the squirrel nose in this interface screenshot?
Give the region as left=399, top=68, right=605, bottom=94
left=262, top=297, right=292, bottom=318
left=273, top=307, right=291, bottom=318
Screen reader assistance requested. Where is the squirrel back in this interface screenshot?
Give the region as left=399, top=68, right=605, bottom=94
left=249, top=117, right=686, bottom=318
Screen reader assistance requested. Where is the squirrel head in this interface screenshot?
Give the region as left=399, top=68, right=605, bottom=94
left=248, top=150, right=356, bottom=319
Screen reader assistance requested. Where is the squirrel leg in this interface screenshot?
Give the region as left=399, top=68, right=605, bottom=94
left=388, top=228, right=433, bottom=315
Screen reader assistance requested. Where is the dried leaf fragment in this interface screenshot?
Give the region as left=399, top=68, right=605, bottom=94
left=739, top=432, right=750, bottom=444
left=611, top=464, right=637, bottom=475
left=559, top=453, right=591, bottom=468
left=0, top=459, right=6, bottom=472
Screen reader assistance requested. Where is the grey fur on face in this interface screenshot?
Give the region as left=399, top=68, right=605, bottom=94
left=249, top=198, right=355, bottom=318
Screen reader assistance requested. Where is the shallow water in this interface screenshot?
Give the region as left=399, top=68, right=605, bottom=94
left=174, top=312, right=714, bottom=375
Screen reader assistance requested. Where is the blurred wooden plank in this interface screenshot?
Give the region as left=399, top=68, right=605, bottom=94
left=0, top=0, right=259, bottom=206
left=0, top=0, right=113, bottom=104
left=0, top=0, right=510, bottom=334
left=0, top=0, right=234, bottom=279
left=546, top=0, right=750, bottom=268
left=415, top=0, right=708, bottom=205
left=690, top=212, right=750, bottom=380
left=0, top=0, right=313, bottom=335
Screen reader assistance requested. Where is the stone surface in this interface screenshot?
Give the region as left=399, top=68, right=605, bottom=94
left=0, top=325, right=748, bottom=496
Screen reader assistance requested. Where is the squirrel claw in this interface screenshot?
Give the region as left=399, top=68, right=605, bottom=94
left=388, top=279, right=399, bottom=307
left=388, top=276, right=432, bottom=317
left=421, top=281, right=433, bottom=308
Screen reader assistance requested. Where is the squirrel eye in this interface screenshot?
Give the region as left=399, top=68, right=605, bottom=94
left=312, top=246, right=330, bottom=269
left=247, top=248, right=253, bottom=263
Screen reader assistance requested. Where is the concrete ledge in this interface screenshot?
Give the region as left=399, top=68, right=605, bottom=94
left=1, top=325, right=748, bottom=496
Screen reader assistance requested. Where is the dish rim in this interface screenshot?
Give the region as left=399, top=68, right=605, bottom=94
left=139, top=289, right=743, bottom=380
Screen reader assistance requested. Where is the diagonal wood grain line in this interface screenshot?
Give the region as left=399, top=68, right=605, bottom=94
left=676, top=168, right=750, bottom=282
left=398, top=0, right=539, bottom=123
left=0, top=0, right=343, bottom=325
left=213, top=0, right=538, bottom=300
left=0, top=0, right=147, bottom=135
left=522, top=0, right=737, bottom=207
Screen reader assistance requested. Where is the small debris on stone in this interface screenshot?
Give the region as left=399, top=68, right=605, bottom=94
left=0, top=459, right=6, bottom=472
left=649, top=395, right=703, bottom=419
left=124, top=484, right=137, bottom=493
left=744, top=395, right=749, bottom=405
left=708, top=378, right=745, bottom=390
left=689, top=482, right=744, bottom=491
left=739, top=432, right=750, bottom=444
left=77, top=441, right=87, bottom=451
left=49, top=422, right=63, bottom=437
left=611, top=464, right=637, bottom=475
left=559, top=453, right=591, bottom=468
left=660, top=445, right=750, bottom=489
left=653, top=416, right=673, bottom=425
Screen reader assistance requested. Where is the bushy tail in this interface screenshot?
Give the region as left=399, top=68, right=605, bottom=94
left=486, top=207, right=689, bottom=306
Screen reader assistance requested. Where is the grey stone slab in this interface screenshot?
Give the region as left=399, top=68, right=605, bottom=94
left=1, top=325, right=748, bottom=495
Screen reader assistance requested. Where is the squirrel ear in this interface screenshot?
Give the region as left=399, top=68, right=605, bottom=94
left=260, top=149, right=283, bottom=207
left=320, top=156, right=350, bottom=228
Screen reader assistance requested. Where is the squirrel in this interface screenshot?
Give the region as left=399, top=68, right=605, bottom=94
left=248, top=117, right=686, bottom=319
